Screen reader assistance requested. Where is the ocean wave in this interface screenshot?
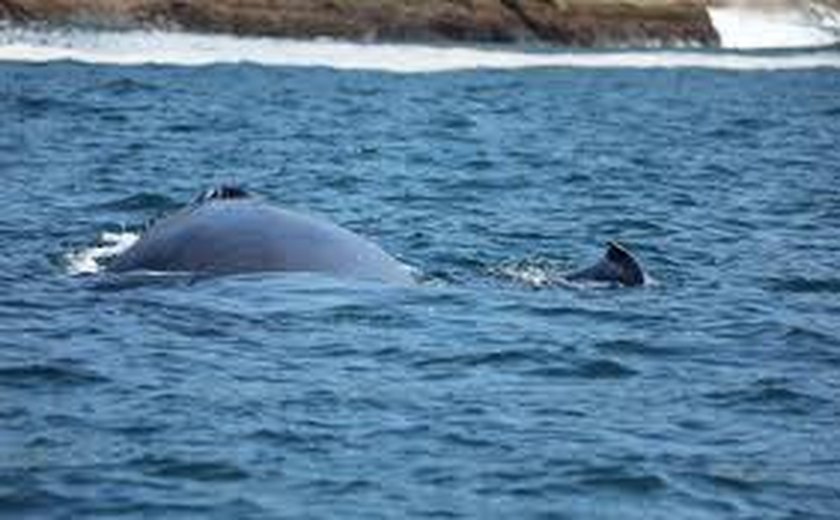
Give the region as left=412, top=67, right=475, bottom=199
left=131, top=455, right=250, bottom=482
left=1, top=26, right=838, bottom=72
left=525, top=358, right=638, bottom=380
left=0, top=362, right=109, bottom=388
left=702, top=377, right=830, bottom=415
left=709, top=5, right=840, bottom=50
left=92, top=193, right=180, bottom=212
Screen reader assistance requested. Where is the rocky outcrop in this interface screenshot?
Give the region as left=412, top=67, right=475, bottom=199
left=0, top=0, right=720, bottom=47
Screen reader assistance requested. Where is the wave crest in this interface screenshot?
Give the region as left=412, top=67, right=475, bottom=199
left=709, top=3, right=840, bottom=49
left=1, top=26, right=839, bottom=72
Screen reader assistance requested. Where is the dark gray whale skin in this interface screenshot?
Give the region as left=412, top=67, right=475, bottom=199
left=566, top=241, right=645, bottom=287
left=108, top=190, right=415, bottom=284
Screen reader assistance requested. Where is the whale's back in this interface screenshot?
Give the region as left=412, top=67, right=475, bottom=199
left=109, top=200, right=414, bottom=284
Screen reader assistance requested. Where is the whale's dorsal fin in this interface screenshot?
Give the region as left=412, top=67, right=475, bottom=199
left=566, top=241, right=645, bottom=287
left=195, top=185, right=250, bottom=204
left=603, top=241, right=645, bottom=286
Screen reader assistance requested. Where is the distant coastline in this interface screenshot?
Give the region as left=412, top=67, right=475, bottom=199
left=0, top=0, right=721, bottom=47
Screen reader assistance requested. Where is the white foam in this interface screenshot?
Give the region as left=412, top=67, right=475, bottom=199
left=66, top=231, right=139, bottom=275
left=709, top=4, right=840, bottom=49
left=0, top=26, right=838, bottom=72
left=494, top=262, right=555, bottom=289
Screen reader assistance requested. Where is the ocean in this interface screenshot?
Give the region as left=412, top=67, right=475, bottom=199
left=1, top=23, right=839, bottom=519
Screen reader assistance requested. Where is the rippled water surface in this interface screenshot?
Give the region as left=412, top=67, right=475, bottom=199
left=2, top=50, right=839, bottom=519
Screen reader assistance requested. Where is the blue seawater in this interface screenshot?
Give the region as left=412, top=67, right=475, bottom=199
left=1, top=46, right=839, bottom=519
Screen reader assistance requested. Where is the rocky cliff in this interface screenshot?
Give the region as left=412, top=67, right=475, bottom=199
left=0, top=0, right=720, bottom=47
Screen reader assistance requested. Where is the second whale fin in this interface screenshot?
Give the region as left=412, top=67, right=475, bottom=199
left=566, top=241, right=645, bottom=287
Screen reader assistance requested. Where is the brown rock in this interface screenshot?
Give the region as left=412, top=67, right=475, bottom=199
left=0, top=0, right=720, bottom=47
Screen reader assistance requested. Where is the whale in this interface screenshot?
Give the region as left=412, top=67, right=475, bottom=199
left=108, top=186, right=646, bottom=287
left=108, top=186, right=416, bottom=284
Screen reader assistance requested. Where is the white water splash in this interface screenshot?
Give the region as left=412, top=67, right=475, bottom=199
left=1, top=26, right=838, bottom=72
left=709, top=4, right=840, bottom=49
left=494, top=263, right=555, bottom=289
left=66, top=231, right=139, bottom=275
